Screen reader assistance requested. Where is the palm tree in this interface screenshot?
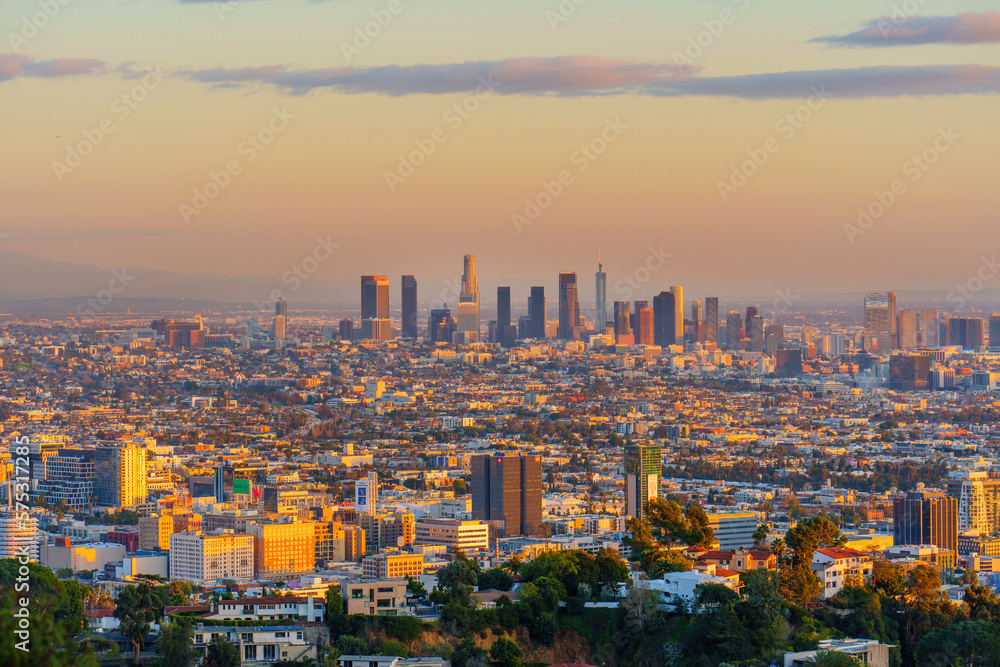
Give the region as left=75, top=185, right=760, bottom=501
left=501, top=556, right=522, bottom=575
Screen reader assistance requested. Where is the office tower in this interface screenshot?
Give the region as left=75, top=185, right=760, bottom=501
left=139, top=513, right=173, bottom=551
left=595, top=258, right=607, bottom=331
left=631, top=300, right=646, bottom=337
left=455, top=254, right=480, bottom=343
left=945, top=471, right=1000, bottom=534
left=670, top=286, right=683, bottom=344
left=744, top=306, right=758, bottom=338
left=497, top=287, right=511, bottom=330
left=0, top=515, right=38, bottom=561
left=864, top=292, right=896, bottom=353
left=991, top=315, right=1000, bottom=351
left=275, top=298, right=287, bottom=322
left=272, top=314, right=286, bottom=344
left=32, top=449, right=94, bottom=511
left=95, top=442, right=148, bottom=509
left=401, top=275, right=418, bottom=339
left=214, top=466, right=225, bottom=503
left=528, top=287, right=546, bottom=339
left=361, top=275, right=391, bottom=341
left=691, top=300, right=703, bottom=328
left=948, top=317, right=986, bottom=350
left=247, top=317, right=260, bottom=335
left=888, top=353, right=931, bottom=390
left=653, top=292, right=676, bottom=347
left=893, top=491, right=958, bottom=554
left=428, top=307, right=456, bottom=343
left=764, top=324, right=784, bottom=354
left=637, top=304, right=654, bottom=345
left=775, top=349, right=803, bottom=377
left=897, top=309, right=920, bottom=349
left=558, top=272, right=581, bottom=340
left=471, top=454, right=543, bottom=537
left=748, top=315, right=765, bottom=353
left=705, top=297, right=719, bottom=345
left=338, top=318, right=353, bottom=341
left=624, top=443, right=661, bottom=521
left=613, top=301, right=634, bottom=345
left=355, top=472, right=378, bottom=515
left=725, top=311, right=743, bottom=350
left=359, top=511, right=415, bottom=550
left=921, top=309, right=939, bottom=347
left=168, top=531, right=254, bottom=583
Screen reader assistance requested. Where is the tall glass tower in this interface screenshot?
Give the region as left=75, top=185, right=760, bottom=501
left=595, top=257, right=607, bottom=331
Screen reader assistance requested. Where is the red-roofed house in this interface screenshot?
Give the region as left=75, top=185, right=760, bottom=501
left=812, top=548, right=873, bottom=599
left=698, top=549, right=777, bottom=573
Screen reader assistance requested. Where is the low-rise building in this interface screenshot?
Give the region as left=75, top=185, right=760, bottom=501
left=362, top=552, right=425, bottom=579
left=341, top=579, right=410, bottom=616
left=812, top=548, right=873, bottom=599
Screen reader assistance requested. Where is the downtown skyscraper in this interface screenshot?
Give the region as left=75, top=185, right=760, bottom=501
left=456, top=254, right=480, bottom=343
left=705, top=297, right=719, bottom=345
left=595, top=258, right=607, bottom=331
left=401, top=275, right=418, bottom=339
left=670, top=285, right=683, bottom=345
left=361, top=275, right=391, bottom=341
left=528, top=286, right=546, bottom=339
left=865, top=292, right=897, bottom=353
left=653, top=291, right=676, bottom=347
left=558, top=272, right=582, bottom=340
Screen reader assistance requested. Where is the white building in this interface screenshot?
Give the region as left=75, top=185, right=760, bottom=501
left=414, top=518, right=489, bottom=552
left=169, top=531, right=254, bottom=584
left=204, top=597, right=325, bottom=623
left=812, top=548, right=873, bottom=599
left=645, top=571, right=741, bottom=608
left=192, top=625, right=315, bottom=665
left=0, top=514, right=38, bottom=561
left=784, top=638, right=892, bottom=667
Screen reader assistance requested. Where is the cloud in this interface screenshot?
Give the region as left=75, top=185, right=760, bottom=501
left=180, top=57, right=1000, bottom=99
left=813, top=11, right=1000, bottom=47
left=0, top=54, right=105, bottom=82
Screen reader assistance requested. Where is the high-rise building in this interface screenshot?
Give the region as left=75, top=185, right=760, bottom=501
left=923, top=309, right=940, bottom=347
left=613, top=301, right=634, bottom=345
left=725, top=311, right=743, bottom=350
left=428, top=307, right=456, bottom=343
left=595, top=259, right=607, bottom=331
left=496, top=286, right=516, bottom=346
left=945, top=471, right=1000, bottom=534
left=95, top=443, right=147, bottom=509
left=624, top=443, right=661, bottom=521
left=990, top=315, right=1000, bottom=351
left=275, top=298, right=287, bottom=319
left=0, top=515, right=38, bottom=562
left=456, top=254, right=480, bottom=343
left=471, top=454, right=542, bottom=537
left=691, top=300, right=703, bottom=328
left=893, top=491, right=958, bottom=554
left=558, top=272, right=581, bottom=340
left=252, top=520, right=317, bottom=580
left=169, top=530, right=254, bottom=584
left=864, top=292, right=896, bottom=353
left=764, top=324, right=784, bottom=354
left=670, top=286, right=683, bottom=344
left=272, top=315, right=286, bottom=344
left=888, top=353, right=931, bottom=390
left=897, top=309, right=921, bottom=349
left=361, top=275, right=391, bottom=341
left=338, top=318, right=353, bottom=341
left=705, top=297, right=719, bottom=345
left=748, top=315, right=764, bottom=353
left=653, top=292, right=676, bottom=347
left=744, top=307, right=758, bottom=341
left=637, top=304, right=654, bottom=345
left=139, top=513, right=174, bottom=551
left=401, top=275, right=418, bottom=339
left=948, top=317, right=986, bottom=351
left=528, top=287, right=546, bottom=339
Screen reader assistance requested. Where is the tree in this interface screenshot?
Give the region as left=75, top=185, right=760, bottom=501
left=622, top=581, right=661, bottom=638
left=869, top=559, right=905, bottom=597
left=451, top=637, right=487, bottom=667
left=781, top=565, right=823, bottom=606
left=477, top=568, right=513, bottom=592
left=336, top=635, right=368, bottom=655
left=155, top=619, right=195, bottom=667
left=115, top=583, right=157, bottom=664
left=916, top=620, right=1000, bottom=667
left=489, top=637, right=522, bottom=667
left=964, top=583, right=1000, bottom=621
left=530, top=612, right=559, bottom=646
left=378, top=640, right=409, bottom=658
left=204, top=636, right=240, bottom=667
left=785, top=516, right=845, bottom=566
left=437, top=555, right=480, bottom=603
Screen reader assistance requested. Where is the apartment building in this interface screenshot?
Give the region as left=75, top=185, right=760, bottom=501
left=414, top=518, right=490, bottom=553
left=362, top=552, right=425, bottom=579
left=341, top=579, right=409, bottom=616
left=169, top=530, right=254, bottom=583
left=812, top=548, right=873, bottom=599
left=252, top=520, right=316, bottom=580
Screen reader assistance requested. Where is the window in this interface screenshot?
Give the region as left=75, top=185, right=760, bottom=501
left=351, top=589, right=365, bottom=599
left=377, top=587, right=393, bottom=593
left=263, top=645, right=277, bottom=660
left=377, top=598, right=391, bottom=607
left=241, top=633, right=252, bottom=643
left=274, top=632, right=287, bottom=638
left=244, top=645, right=257, bottom=660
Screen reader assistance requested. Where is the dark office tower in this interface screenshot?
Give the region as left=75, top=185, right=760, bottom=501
left=428, top=307, right=456, bottom=343
left=361, top=275, right=391, bottom=341
left=339, top=319, right=353, bottom=341
left=705, top=297, right=719, bottom=345
left=275, top=298, right=287, bottom=322
left=595, top=257, right=607, bottom=332
left=637, top=305, right=654, bottom=345
left=949, top=317, right=987, bottom=350
left=401, top=275, right=418, bottom=339
left=613, top=301, right=633, bottom=344
left=990, top=315, right=1000, bottom=351
left=632, top=301, right=647, bottom=337
left=889, top=353, right=931, bottom=390
left=624, top=443, right=661, bottom=521
left=653, top=292, right=676, bottom=347
left=558, top=272, right=581, bottom=339
left=744, top=306, right=758, bottom=338
left=471, top=454, right=542, bottom=537
left=864, top=292, right=896, bottom=353
left=725, top=311, right=743, bottom=350
left=774, top=349, right=803, bottom=377
left=497, top=287, right=511, bottom=329
left=764, top=324, right=784, bottom=354
left=893, top=491, right=958, bottom=554
left=748, top=315, right=765, bottom=353
left=528, top=286, right=546, bottom=339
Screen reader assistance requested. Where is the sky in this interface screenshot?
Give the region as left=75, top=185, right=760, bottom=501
left=0, top=0, right=998, bottom=305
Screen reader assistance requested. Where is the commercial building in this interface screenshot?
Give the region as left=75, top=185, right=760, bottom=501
left=892, top=491, right=958, bottom=554
left=471, top=454, right=543, bottom=537
left=624, top=443, right=661, bottom=521
left=864, top=292, right=897, bottom=353
left=361, top=275, right=391, bottom=342
left=705, top=512, right=758, bottom=550
left=0, top=514, right=38, bottom=561
left=42, top=536, right=126, bottom=573
left=414, top=518, right=490, bottom=552
left=95, top=442, right=147, bottom=509
left=362, top=551, right=424, bottom=579
left=139, top=513, right=174, bottom=551
left=169, top=530, right=254, bottom=583
left=401, top=275, right=418, bottom=339
left=252, top=520, right=317, bottom=580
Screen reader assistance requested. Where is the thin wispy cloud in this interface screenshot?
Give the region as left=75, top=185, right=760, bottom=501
left=813, top=11, right=1000, bottom=47
left=0, top=55, right=105, bottom=82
